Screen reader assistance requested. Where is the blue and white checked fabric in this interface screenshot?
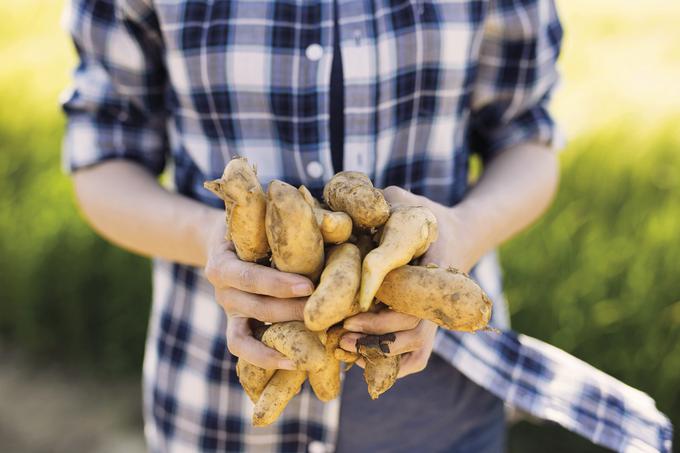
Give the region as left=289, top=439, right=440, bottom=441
left=61, top=0, right=673, bottom=452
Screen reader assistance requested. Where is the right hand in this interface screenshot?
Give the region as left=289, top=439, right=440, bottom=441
left=204, top=218, right=314, bottom=370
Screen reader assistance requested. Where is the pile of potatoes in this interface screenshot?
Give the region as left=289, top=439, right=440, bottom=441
left=205, top=158, right=492, bottom=426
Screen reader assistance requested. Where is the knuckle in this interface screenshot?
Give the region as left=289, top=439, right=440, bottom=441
left=225, top=331, right=242, bottom=357
left=204, top=262, right=220, bottom=285
left=252, top=301, right=272, bottom=322
left=216, top=289, right=236, bottom=313
left=382, top=185, right=402, bottom=200
left=237, top=266, right=257, bottom=291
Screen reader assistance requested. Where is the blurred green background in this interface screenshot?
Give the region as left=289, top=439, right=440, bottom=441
left=1, top=0, right=678, bottom=451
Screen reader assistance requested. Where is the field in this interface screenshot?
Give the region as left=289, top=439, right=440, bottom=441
left=0, top=1, right=678, bottom=451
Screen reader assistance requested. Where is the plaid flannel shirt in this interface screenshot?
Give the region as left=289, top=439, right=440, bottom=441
left=61, top=0, right=673, bottom=451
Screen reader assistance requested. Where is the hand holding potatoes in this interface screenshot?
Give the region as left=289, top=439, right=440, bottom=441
left=204, top=157, right=493, bottom=426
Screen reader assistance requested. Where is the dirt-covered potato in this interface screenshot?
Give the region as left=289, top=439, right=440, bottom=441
left=308, top=325, right=346, bottom=402
left=265, top=180, right=324, bottom=279
left=376, top=265, right=492, bottom=331
left=323, top=171, right=390, bottom=229
left=299, top=185, right=353, bottom=244
left=358, top=206, right=438, bottom=311
left=356, top=335, right=400, bottom=400
left=260, top=322, right=327, bottom=372
left=304, top=243, right=361, bottom=332
left=236, top=359, right=275, bottom=403
left=204, top=157, right=269, bottom=262
left=252, top=369, right=307, bottom=426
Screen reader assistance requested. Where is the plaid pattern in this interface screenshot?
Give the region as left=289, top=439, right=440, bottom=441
left=61, top=0, right=672, bottom=452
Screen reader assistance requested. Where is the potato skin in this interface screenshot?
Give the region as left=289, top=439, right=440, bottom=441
left=308, top=325, right=345, bottom=402
left=204, top=157, right=269, bottom=262
left=236, top=359, right=275, bottom=403
left=252, top=369, right=307, bottom=426
left=260, top=322, right=327, bottom=372
left=323, top=171, right=390, bottom=229
left=304, top=244, right=361, bottom=332
left=359, top=345, right=400, bottom=400
left=376, top=265, right=492, bottom=332
left=266, top=180, right=324, bottom=278
left=299, top=186, right=352, bottom=244
left=358, top=206, right=438, bottom=311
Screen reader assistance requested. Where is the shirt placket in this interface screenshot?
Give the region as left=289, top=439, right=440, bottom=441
left=335, top=0, right=378, bottom=178
left=294, top=0, right=334, bottom=188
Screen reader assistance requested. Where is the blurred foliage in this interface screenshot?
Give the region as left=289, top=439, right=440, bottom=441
left=0, top=0, right=678, bottom=451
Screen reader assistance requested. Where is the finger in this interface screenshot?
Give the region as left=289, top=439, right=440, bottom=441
left=339, top=332, right=363, bottom=352
left=383, top=186, right=427, bottom=205
left=344, top=309, right=420, bottom=334
left=216, top=288, right=306, bottom=322
left=206, top=251, right=313, bottom=297
left=397, top=351, right=429, bottom=378
left=339, top=329, right=423, bottom=357
left=226, top=317, right=296, bottom=370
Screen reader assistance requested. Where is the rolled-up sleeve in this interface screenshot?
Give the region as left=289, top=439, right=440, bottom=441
left=61, top=0, right=168, bottom=175
left=468, top=0, right=564, bottom=161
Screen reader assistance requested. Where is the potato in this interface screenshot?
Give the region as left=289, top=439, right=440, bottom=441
left=204, top=157, right=269, bottom=262
left=334, top=348, right=359, bottom=363
left=236, top=359, right=275, bottom=403
left=299, top=186, right=353, bottom=244
left=252, top=369, right=307, bottom=426
left=358, top=206, right=438, bottom=311
left=308, top=325, right=345, bottom=402
left=260, top=321, right=327, bottom=372
left=356, top=335, right=400, bottom=400
left=376, top=265, right=492, bottom=331
left=265, top=180, right=324, bottom=279
left=323, top=171, right=390, bottom=229
left=304, top=243, right=362, bottom=332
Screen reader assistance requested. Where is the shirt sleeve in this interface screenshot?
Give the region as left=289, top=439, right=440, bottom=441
left=61, top=0, right=168, bottom=175
left=468, top=0, right=564, bottom=161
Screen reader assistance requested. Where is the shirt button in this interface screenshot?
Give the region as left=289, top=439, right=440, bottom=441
left=306, top=160, right=324, bottom=179
left=308, top=441, right=327, bottom=453
left=305, top=43, right=324, bottom=61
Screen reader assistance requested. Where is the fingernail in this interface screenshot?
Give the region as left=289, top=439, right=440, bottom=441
left=292, top=283, right=313, bottom=296
left=340, top=334, right=360, bottom=350
left=279, top=359, right=297, bottom=370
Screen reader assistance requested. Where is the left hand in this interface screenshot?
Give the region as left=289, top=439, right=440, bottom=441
left=340, top=186, right=475, bottom=378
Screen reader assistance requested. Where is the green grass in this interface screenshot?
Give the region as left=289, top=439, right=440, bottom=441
left=0, top=1, right=678, bottom=451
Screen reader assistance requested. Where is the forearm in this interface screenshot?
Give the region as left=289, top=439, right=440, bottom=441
left=451, top=142, right=560, bottom=269
left=73, top=159, right=223, bottom=267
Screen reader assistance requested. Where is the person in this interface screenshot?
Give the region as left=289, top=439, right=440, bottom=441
left=61, top=0, right=672, bottom=452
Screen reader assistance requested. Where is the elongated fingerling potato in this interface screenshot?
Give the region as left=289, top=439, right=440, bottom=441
left=260, top=322, right=327, bottom=372
left=252, top=369, right=307, bottom=426
left=266, top=180, right=324, bottom=278
left=376, top=265, right=492, bottom=331
left=204, top=157, right=270, bottom=262
left=358, top=344, right=400, bottom=400
left=308, top=325, right=346, bottom=402
left=236, top=359, right=275, bottom=403
left=304, top=243, right=361, bottom=332
left=358, top=206, right=438, bottom=310
left=299, top=185, right=352, bottom=244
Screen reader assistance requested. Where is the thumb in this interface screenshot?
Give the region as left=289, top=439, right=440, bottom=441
left=383, top=185, right=425, bottom=206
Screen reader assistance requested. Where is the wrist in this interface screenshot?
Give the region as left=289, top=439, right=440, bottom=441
left=444, top=203, right=487, bottom=272
left=196, top=206, right=226, bottom=266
